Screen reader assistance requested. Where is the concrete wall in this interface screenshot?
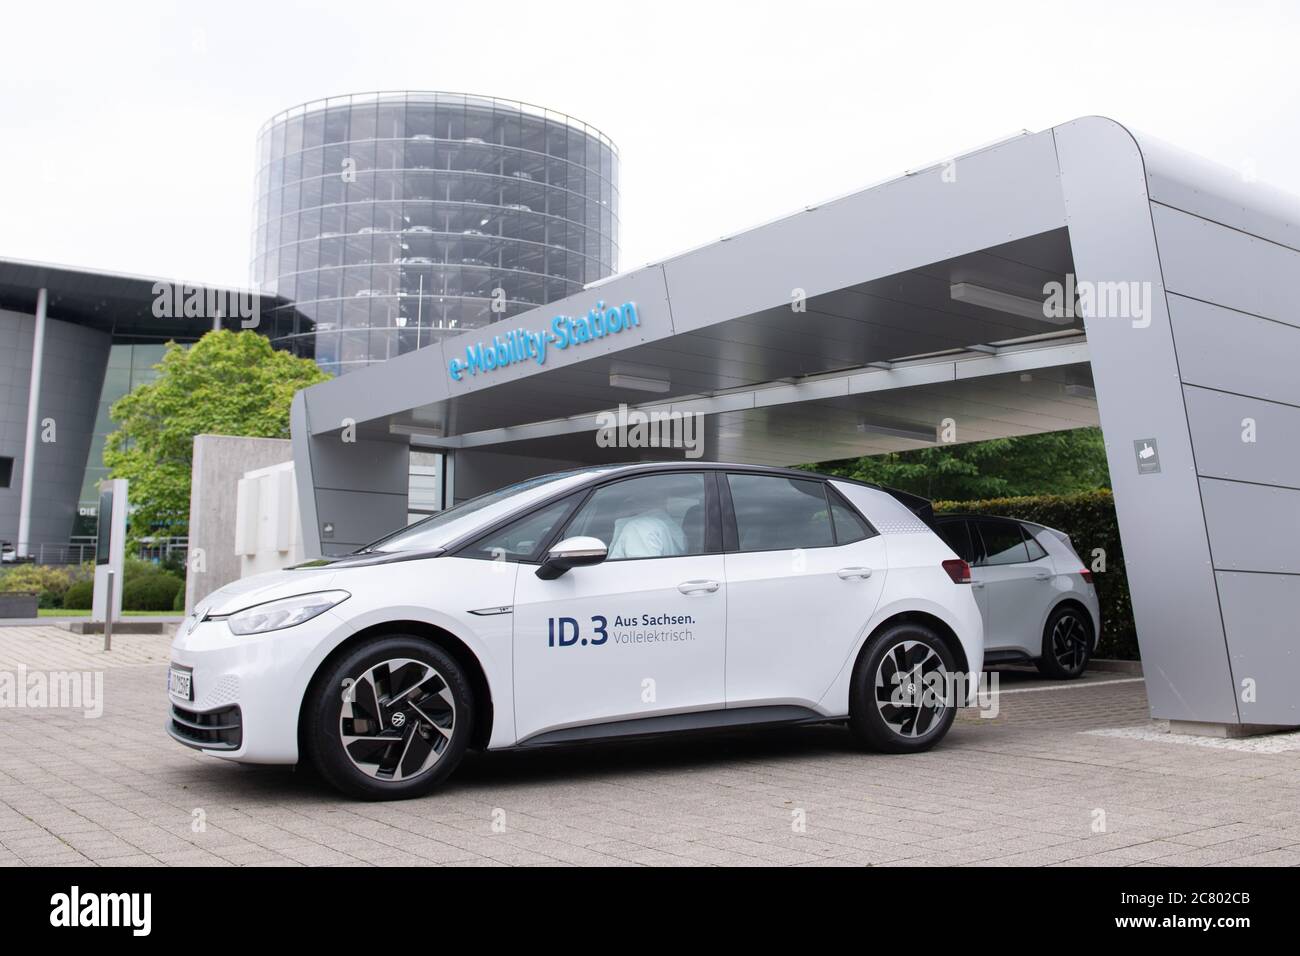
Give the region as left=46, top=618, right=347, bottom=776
left=0, top=311, right=110, bottom=550
left=185, top=434, right=292, bottom=612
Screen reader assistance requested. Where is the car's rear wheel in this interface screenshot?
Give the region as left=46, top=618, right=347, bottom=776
left=1035, top=605, right=1093, bottom=680
left=849, top=621, right=958, bottom=753
left=305, top=636, right=473, bottom=800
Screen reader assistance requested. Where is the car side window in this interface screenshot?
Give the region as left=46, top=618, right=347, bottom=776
left=974, top=519, right=1030, bottom=566
left=464, top=497, right=575, bottom=563
left=935, top=519, right=975, bottom=563
left=727, top=474, right=835, bottom=551
left=564, top=472, right=708, bottom=560
left=1022, top=526, right=1049, bottom=561
left=827, top=487, right=877, bottom=545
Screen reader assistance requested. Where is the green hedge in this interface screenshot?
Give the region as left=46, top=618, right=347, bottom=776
left=123, top=572, right=183, bottom=611
left=934, top=490, right=1139, bottom=660
left=63, top=579, right=94, bottom=610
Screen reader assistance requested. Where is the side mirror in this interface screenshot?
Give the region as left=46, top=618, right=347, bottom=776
left=536, top=536, right=607, bottom=579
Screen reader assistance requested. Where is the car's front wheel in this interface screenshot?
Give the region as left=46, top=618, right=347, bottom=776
left=305, top=636, right=474, bottom=800
left=1035, top=604, right=1093, bottom=680
left=849, top=621, right=959, bottom=753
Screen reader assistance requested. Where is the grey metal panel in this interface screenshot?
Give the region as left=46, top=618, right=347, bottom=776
left=1153, top=204, right=1300, bottom=327
left=0, top=314, right=109, bottom=548
left=662, top=131, right=1066, bottom=333
left=1170, top=295, right=1300, bottom=408
left=1216, top=571, right=1300, bottom=725
left=1184, top=386, right=1300, bottom=488
left=1134, top=130, right=1300, bottom=253
left=1054, top=116, right=1239, bottom=724
left=296, top=421, right=411, bottom=556
left=290, top=392, right=322, bottom=559
left=1200, top=478, right=1300, bottom=574
left=311, top=487, right=408, bottom=554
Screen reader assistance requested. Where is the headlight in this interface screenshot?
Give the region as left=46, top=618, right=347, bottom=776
left=227, top=590, right=350, bottom=636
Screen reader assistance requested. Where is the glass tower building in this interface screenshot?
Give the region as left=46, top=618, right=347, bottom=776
left=252, top=92, right=620, bottom=376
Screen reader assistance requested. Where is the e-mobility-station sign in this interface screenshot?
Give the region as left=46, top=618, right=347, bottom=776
left=447, top=300, right=640, bottom=382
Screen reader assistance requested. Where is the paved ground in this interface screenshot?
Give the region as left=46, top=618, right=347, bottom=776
left=1, top=626, right=1299, bottom=867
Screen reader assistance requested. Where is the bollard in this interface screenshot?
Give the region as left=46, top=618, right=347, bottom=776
left=103, top=568, right=114, bottom=652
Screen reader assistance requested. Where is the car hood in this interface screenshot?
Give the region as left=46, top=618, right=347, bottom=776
left=194, top=548, right=446, bottom=616
left=197, top=566, right=341, bottom=617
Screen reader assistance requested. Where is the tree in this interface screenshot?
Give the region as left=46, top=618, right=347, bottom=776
left=104, top=330, right=330, bottom=541
left=811, top=428, right=1111, bottom=501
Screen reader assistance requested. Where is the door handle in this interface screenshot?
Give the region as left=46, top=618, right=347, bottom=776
left=677, top=579, right=720, bottom=594
left=970, top=581, right=985, bottom=590
left=836, top=567, right=873, bottom=579
left=1033, top=570, right=1053, bottom=581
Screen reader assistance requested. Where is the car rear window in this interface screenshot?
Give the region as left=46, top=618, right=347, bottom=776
left=974, top=519, right=1030, bottom=566
left=935, top=519, right=975, bottom=562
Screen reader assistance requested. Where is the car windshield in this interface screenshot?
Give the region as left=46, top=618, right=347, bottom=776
left=356, top=468, right=613, bottom=554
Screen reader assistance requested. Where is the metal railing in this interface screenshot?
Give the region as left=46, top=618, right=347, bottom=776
left=1, top=539, right=188, bottom=567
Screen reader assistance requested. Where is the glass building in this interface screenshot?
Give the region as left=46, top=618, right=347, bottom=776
left=252, top=92, right=620, bottom=376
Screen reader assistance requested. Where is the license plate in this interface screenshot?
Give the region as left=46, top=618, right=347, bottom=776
left=168, top=666, right=193, bottom=702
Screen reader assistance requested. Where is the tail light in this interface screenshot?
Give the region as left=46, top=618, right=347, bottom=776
left=1079, top=569, right=1094, bottom=584
left=942, top=559, right=971, bottom=584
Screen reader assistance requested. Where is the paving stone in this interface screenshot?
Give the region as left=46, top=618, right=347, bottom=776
left=0, top=633, right=1297, bottom=866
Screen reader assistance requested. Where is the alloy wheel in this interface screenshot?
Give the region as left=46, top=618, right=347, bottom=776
left=873, top=639, right=950, bottom=738
left=339, top=657, right=456, bottom=782
left=1050, top=613, right=1090, bottom=673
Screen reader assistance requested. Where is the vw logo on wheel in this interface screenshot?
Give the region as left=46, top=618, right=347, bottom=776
left=390, top=712, right=406, bottom=728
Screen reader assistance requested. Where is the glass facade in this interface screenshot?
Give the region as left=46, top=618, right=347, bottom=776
left=74, top=343, right=167, bottom=538
left=252, top=92, right=620, bottom=376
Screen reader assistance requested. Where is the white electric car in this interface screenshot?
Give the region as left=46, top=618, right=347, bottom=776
left=168, top=463, right=983, bottom=800
left=932, top=514, right=1100, bottom=679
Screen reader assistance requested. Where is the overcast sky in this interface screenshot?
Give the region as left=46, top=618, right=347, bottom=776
left=2, top=0, right=1297, bottom=289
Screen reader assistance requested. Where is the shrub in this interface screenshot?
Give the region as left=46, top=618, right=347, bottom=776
left=934, top=490, right=1139, bottom=660
left=123, top=573, right=183, bottom=612
left=173, top=583, right=186, bottom=612
left=0, top=564, right=76, bottom=601
left=63, top=579, right=94, bottom=610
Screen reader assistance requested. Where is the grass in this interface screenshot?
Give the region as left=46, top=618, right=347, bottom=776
left=37, top=608, right=180, bottom=618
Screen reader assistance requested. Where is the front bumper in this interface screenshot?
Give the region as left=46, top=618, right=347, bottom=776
left=166, top=610, right=342, bottom=765
left=167, top=702, right=243, bottom=750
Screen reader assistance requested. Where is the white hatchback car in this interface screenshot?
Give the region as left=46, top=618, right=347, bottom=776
left=169, top=464, right=983, bottom=799
left=932, top=514, right=1100, bottom=679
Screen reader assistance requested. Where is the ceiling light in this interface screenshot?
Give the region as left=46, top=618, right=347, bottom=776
left=856, top=420, right=936, bottom=442
left=609, top=372, right=671, bottom=393
left=951, top=282, right=1071, bottom=325
left=389, top=422, right=444, bottom=438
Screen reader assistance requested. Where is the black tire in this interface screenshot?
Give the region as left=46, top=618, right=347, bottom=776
left=1035, top=604, right=1094, bottom=680
left=849, top=621, right=959, bottom=754
left=304, top=635, right=474, bottom=800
